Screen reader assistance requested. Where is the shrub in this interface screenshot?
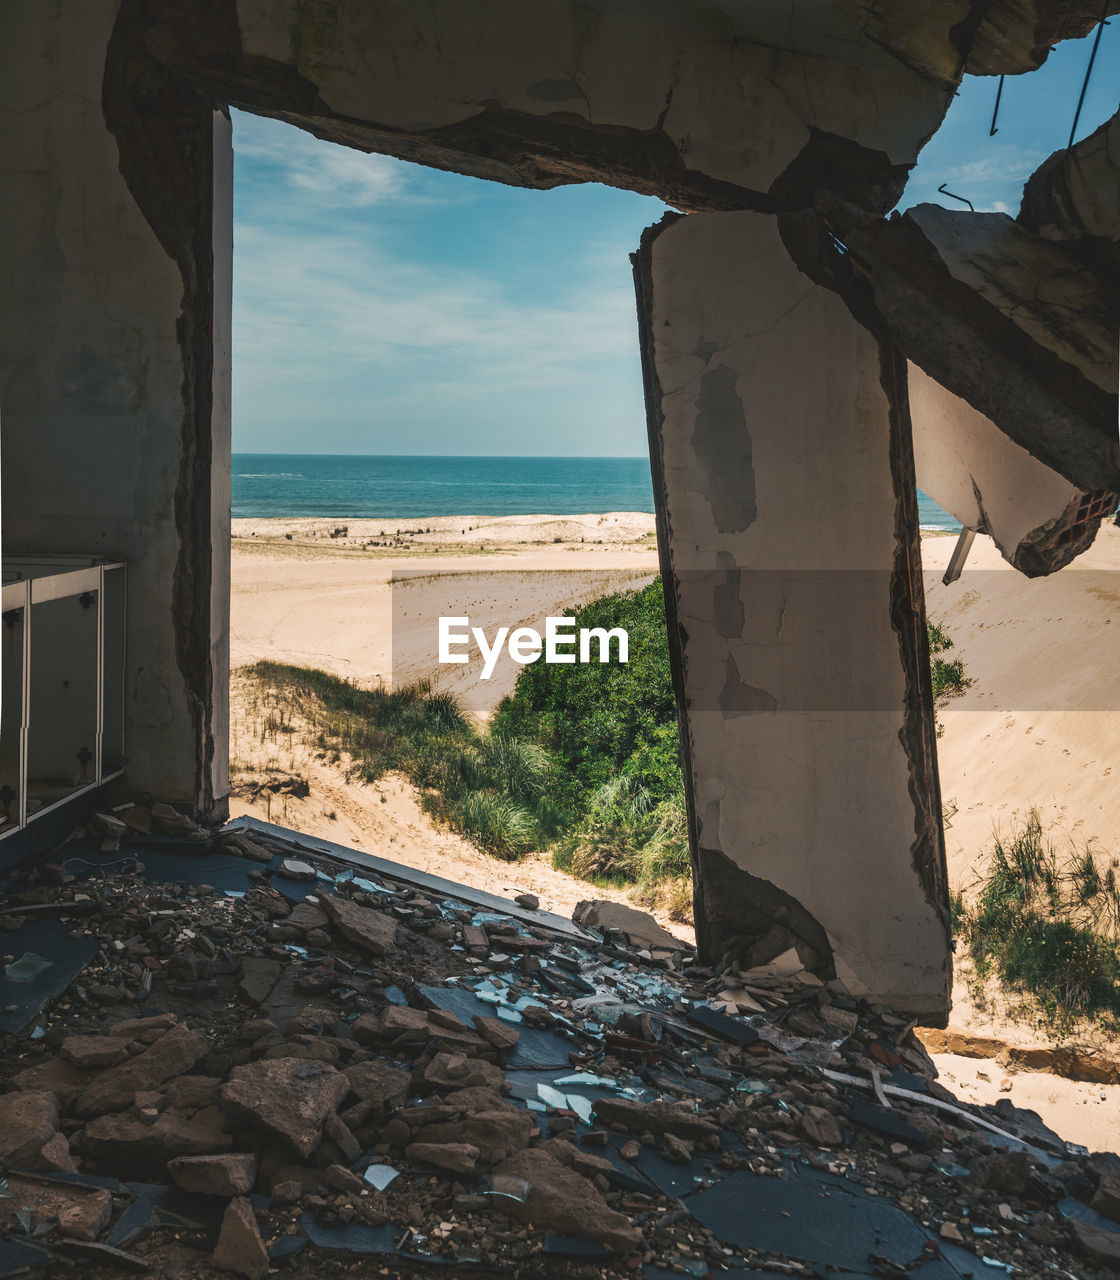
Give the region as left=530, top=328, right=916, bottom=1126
left=955, top=811, right=1120, bottom=1034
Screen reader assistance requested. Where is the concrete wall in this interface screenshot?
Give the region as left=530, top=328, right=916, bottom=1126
left=909, top=362, right=1095, bottom=576
left=0, top=3, right=228, bottom=812
left=635, top=212, right=950, bottom=1019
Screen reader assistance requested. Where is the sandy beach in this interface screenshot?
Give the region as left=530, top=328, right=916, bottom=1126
left=231, top=512, right=658, bottom=715
left=230, top=512, right=1120, bottom=1144
left=231, top=513, right=1120, bottom=883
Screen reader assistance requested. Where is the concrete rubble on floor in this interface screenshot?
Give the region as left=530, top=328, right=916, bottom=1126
left=0, top=806, right=1118, bottom=1277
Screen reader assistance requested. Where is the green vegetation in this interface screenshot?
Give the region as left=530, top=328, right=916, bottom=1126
left=954, top=811, right=1120, bottom=1035
left=491, top=580, right=691, bottom=918
left=245, top=584, right=972, bottom=926
left=244, top=663, right=559, bottom=859
left=928, top=620, right=972, bottom=712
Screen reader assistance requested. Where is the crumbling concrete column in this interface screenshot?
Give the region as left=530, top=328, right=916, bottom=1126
left=0, top=2, right=230, bottom=814
left=635, top=212, right=951, bottom=1019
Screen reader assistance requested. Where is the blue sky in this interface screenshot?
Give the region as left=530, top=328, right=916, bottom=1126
left=232, top=24, right=1118, bottom=458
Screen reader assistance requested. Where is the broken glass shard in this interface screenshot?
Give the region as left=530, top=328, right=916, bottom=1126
left=4, top=954, right=53, bottom=983
left=363, top=1164, right=399, bottom=1191
left=537, top=1084, right=568, bottom=1110
left=479, top=1175, right=530, bottom=1202
left=568, top=1095, right=593, bottom=1125
left=736, top=1079, right=771, bottom=1095
left=554, top=1073, right=618, bottom=1089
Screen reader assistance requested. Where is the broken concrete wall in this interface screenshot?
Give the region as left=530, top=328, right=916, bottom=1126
left=0, top=2, right=230, bottom=813
left=909, top=364, right=1104, bottom=576
left=830, top=206, right=1119, bottom=498
left=144, top=0, right=972, bottom=219
left=635, top=211, right=950, bottom=1020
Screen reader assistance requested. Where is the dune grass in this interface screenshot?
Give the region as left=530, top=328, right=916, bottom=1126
left=245, top=662, right=555, bottom=860
left=244, top=589, right=972, bottom=925
left=954, top=811, right=1120, bottom=1035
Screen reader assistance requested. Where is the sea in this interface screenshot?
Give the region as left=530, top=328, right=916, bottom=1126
left=232, top=454, right=962, bottom=531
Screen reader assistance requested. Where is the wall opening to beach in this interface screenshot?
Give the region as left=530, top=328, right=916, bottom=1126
left=227, top=112, right=683, bottom=907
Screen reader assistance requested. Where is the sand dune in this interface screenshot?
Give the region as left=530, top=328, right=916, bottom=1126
left=922, top=522, right=1120, bottom=889
left=232, top=515, right=1120, bottom=876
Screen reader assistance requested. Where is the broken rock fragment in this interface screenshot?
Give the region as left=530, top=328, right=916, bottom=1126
left=489, top=1147, right=641, bottom=1253
left=592, top=1096, right=721, bottom=1148
left=76, top=1022, right=208, bottom=1116
left=343, top=1059, right=410, bottom=1110
left=422, top=1052, right=503, bottom=1094
left=473, top=1015, right=520, bottom=1052
left=81, top=1108, right=233, bottom=1171
left=573, top=899, right=683, bottom=952
left=406, top=1140, right=480, bottom=1174
left=61, top=1034, right=134, bottom=1069
left=168, top=1152, right=258, bottom=1196
left=0, top=1090, right=59, bottom=1167
left=213, top=1196, right=269, bottom=1279
left=318, top=891, right=398, bottom=956
left=220, top=1057, right=349, bottom=1158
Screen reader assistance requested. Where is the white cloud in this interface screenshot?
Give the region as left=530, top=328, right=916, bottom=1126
left=234, top=111, right=411, bottom=207
left=232, top=222, right=639, bottom=394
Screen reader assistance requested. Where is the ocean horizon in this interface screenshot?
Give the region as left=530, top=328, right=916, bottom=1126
left=232, top=453, right=962, bottom=531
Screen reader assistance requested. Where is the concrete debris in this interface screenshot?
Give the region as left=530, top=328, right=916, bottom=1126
left=572, top=900, right=685, bottom=952
left=220, top=1058, right=349, bottom=1158
left=0, top=813, right=1113, bottom=1278
left=168, top=1152, right=258, bottom=1196
left=212, top=1196, right=269, bottom=1279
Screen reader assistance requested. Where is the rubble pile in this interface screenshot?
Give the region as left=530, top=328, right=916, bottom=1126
left=0, top=809, right=1118, bottom=1277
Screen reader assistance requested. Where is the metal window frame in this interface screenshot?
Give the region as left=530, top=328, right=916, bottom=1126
left=0, top=559, right=126, bottom=836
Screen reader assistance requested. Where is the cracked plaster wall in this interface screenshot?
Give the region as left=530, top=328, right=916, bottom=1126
left=0, top=3, right=230, bottom=812
left=635, top=212, right=950, bottom=1019
left=145, top=0, right=974, bottom=218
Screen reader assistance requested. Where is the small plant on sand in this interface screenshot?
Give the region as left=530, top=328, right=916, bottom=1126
left=928, top=620, right=972, bottom=704
left=243, top=662, right=553, bottom=860
left=954, top=811, right=1120, bottom=1036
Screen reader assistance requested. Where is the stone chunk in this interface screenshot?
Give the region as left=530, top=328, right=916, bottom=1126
left=406, top=1141, right=479, bottom=1174
left=422, top=1053, right=503, bottom=1094
left=514, top=894, right=539, bottom=911
left=288, top=901, right=329, bottom=932
left=0, top=1091, right=59, bottom=1167
left=421, top=1110, right=533, bottom=1166
left=323, top=1112, right=360, bottom=1162
left=1089, top=1153, right=1120, bottom=1222
left=9, top=1058, right=90, bottom=1110
left=800, top=1105, right=844, bottom=1147
left=213, top=1196, right=269, bottom=1279
left=490, top=1148, right=641, bottom=1253
left=39, top=1131, right=78, bottom=1173
left=61, top=1035, right=135, bottom=1069
left=318, top=892, right=398, bottom=957
left=1071, top=1218, right=1120, bottom=1269
left=0, top=1176, right=111, bottom=1242
left=106, top=1012, right=178, bottom=1038
left=76, top=1023, right=208, bottom=1117
left=592, top=1097, right=720, bottom=1148
left=220, top=1058, right=349, bottom=1158
left=168, top=1153, right=257, bottom=1196
left=278, top=859, right=317, bottom=881
left=343, top=1060, right=410, bottom=1110
left=238, top=956, right=282, bottom=1007
left=572, top=900, right=683, bottom=951
left=473, top=1016, right=520, bottom=1053
left=542, top=1138, right=617, bottom=1181
left=82, top=1108, right=233, bottom=1171
left=323, top=1164, right=365, bottom=1193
